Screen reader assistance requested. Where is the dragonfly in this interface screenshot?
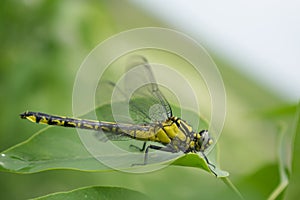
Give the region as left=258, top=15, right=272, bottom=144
left=20, top=56, right=215, bottom=175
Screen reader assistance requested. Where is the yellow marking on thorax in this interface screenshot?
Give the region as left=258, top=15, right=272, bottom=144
left=155, top=128, right=171, bottom=144
left=162, top=119, right=188, bottom=142
left=175, top=130, right=187, bottom=141
left=163, top=122, right=178, bottom=139
left=189, top=141, right=195, bottom=149
left=149, top=118, right=194, bottom=144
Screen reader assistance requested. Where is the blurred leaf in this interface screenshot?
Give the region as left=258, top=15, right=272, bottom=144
left=249, top=104, right=297, bottom=119
left=267, top=123, right=289, bottom=200
left=33, top=186, right=150, bottom=200
left=237, top=164, right=279, bottom=200
left=236, top=123, right=293, bottom=200
left=284, top=101, right=300, bottom=199
left=236, top=102, right=299, bottom=200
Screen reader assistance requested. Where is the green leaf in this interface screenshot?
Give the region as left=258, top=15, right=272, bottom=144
left=32, top=186, right=150, bottom=200
left=169, top=153, right=229, bottom=177
left=0, top=127, right=106, bottom=173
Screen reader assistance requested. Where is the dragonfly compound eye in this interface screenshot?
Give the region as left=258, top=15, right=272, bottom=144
left=198, top=130, right=212, bottom=150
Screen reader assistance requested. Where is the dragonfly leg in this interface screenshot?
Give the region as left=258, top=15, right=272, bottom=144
left=201, top=152, right=215, bottom=168
left=132, top=144, right=176, bottom=166
left=143, top=144, right=163, bottom=164
left=201, top=152, right=217, bottom=177
left=129, top=142, right=147, bottom=152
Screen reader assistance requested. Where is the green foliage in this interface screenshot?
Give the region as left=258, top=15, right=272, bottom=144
left=285, top=102, right=300, bottom=199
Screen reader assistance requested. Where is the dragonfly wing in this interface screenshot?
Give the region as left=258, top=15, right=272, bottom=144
left=94, top=131, right=132, bottom=142
left=123, top=56, right=173, bottom=123
left=93, top=55, right=174, bottom=142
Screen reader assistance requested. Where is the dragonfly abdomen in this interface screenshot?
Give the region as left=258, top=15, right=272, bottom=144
left=20, top=111, right=157, bottom=139
left=20, top=111, right=190, bottom=147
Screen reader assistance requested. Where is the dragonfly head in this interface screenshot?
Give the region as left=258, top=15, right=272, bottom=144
left=195, top=130, right=213, bottom=152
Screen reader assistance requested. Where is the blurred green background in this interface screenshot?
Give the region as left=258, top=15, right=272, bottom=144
left=0, top=0, right=298, bottom=199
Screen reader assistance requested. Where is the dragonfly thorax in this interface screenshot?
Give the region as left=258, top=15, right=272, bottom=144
left=162, top=117, right=213, bottom=153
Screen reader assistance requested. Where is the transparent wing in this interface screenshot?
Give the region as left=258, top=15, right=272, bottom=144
left=93, top=55, right=173, bottom=141
left=121, top=55, right=173, bottom=124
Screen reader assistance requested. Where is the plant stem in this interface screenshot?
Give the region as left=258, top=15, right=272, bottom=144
left=221, top=177, right=244, bottom=200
